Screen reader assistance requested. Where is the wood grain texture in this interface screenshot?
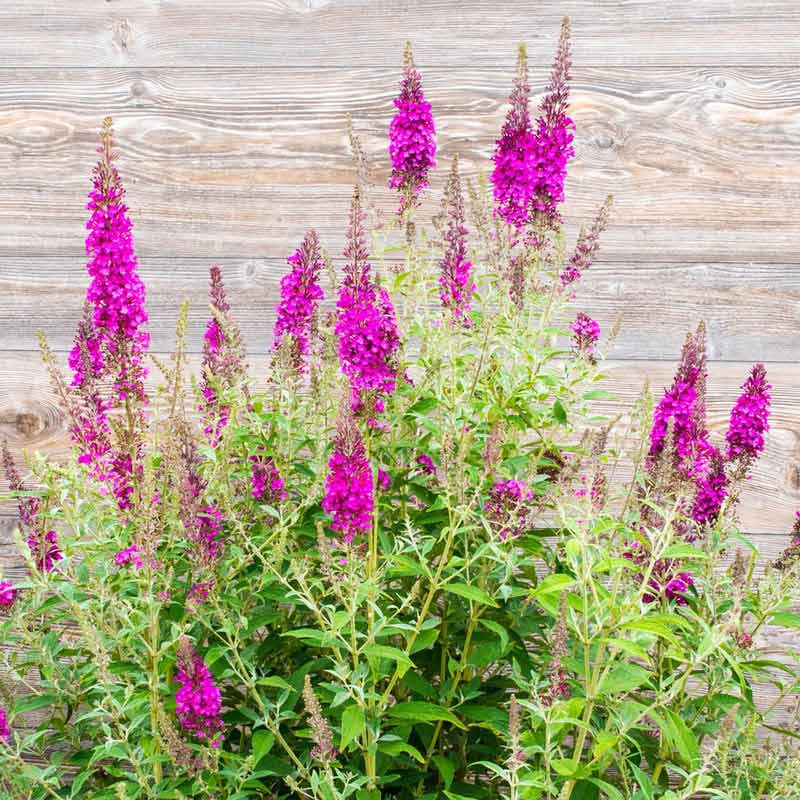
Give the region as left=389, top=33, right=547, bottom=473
left=2, top=1, right=800, bottom=68
left=0, top=67, right=798, bottom=262
left=0, top=257, right=798, bottom=362
left=0, top=355, right=798, bottom=536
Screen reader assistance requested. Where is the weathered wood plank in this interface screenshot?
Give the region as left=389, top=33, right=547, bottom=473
left=1, top=2, right=800, bottom=68
left=0, top=355, right=798, bottom=535
left=0, top=257, right=797, bottom=362
left=0, top=68, right=798, bottom=262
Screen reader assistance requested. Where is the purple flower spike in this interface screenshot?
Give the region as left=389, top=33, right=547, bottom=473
left=273, top=230, right=325, bottom=371
left=175, top=638, right=225, bottom=748
left=388, top=41, right=437, bottom=214
left=322, top=409, right=374, bottom=544
left=726, top=363, right=771, bottom=465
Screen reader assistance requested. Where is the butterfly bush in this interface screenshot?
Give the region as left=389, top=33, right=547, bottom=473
left=1, top=20, right=799, bottom=800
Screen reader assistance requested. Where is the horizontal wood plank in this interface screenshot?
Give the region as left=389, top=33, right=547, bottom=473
left=0, top=257, right=797, bottom=362
left=0, top=68, right=798, bottom=262
left=0, top=354, right=798, bottom=536
left=2, top=2, right=800, bottom=68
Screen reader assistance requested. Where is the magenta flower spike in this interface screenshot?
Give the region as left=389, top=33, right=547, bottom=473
left=174, top=638, right=225, bottom=748
left=322, top=409, right=374, bottom=544
left=335, top=187, right=401, bottom=420
left=648, top=324, right=712, bottom=477
left=388, top=41, right=437, bottom=214
left=69, top=117, right=149, bottom=406
left=531, top=17, right=575, bottom=229
left=491, top=43, right=537, bottom=228
left=726, top=363, right=771, bottom=464
left=273, top=229, right=325, bottom=371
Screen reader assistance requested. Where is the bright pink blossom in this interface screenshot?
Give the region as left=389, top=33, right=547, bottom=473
left=273, top=230, right=324, bottom=370
left=485, top=479, right=534, bottom=540
left=115, top=544, right=143, bottom=569
left=388, top=43, right=437, bottom=212
left=175, top=639, right=224, bottom=747
left=0, top=708, right=9, bottom=743
left=322, top=413, right=374, bottom=544
left=27, top=530, right=62, bottom=573
left=0, top=582, right=17, bottom=609
left=571, top=313, right=600, bottom=357
left=336, top=188, right=401, bottom=418
left=726, top=363, right=771, bottom=463
left=250, top=454, right=286, bottom=503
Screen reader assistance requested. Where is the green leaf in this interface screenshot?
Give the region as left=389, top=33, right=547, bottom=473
left=479, top=619, right=509, bottom=652
left=552, top=399, right=567, bottom=424
left=14, top=694, right=56, bottom=714
left=364, top=644, right=415, bottom=676
left=387, top=701, right=465, bottom=729
left=281, top=628, right=332, bottom=646
left=598, top=663, right=651, bottom=696
left=378, top=738, right=425, bottom=762
left=409, top=625, right=440, bottom=655
left=442, top=583, right=499, bottom=608
left=432, top=754, right=456, bottom=789
left=661, top=543, right=709, bottom=560
left=771, top=611, right=800, bottom=629
left=252, top=730, right=275, bottom=763
left=339, top=705, right=365, bottom=752
left=257, top=675, right=295, bottom=692
left=588, top=778, right=625, bottom=800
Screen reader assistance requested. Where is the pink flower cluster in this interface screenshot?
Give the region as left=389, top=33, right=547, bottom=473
left=571, top=313, right=600, bottom=358
left=388, top=44, right=437, bottom=212
left=250, top=454, right=286, bottom=503
left=485, top=479, right=534, bottom=540
left=336, top=190, right=401, bottom=420
left=322, top=413, right=374, bottom=544
left=273, top=230, right=325, bottom=371
left=69, top=120, right=149, bottom=404
left=625, top=545, right=694, bottom=605
left=28, top=531, right=64, bottom=573
left=115, top=544, right=143, bottom=570
left=175, top=639, right=224, bottom=748
left=0, top=582, right=17, bottom=609
left=726, top=363, right=771, bottom=463
left=491, top=22, right=574, bottom=231
left=0, top=708, right=9, bottom=743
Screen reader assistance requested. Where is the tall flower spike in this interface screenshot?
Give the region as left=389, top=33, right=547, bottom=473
left=174, top=638, right=225, bottom=748
left=0, top=707, right=9, bottom=743
left=273, top=229, right=325, bottom=371
left=439, top=156, right=476, bottom=323
left=200, top=265, right=246, bottom=447
left=302, top=675, right=338, bottom=763
left=649, top=323, right=713, bottom=477
left=78, top=117, right=149, bottom=406
left=388, top=41, right=437, bottom=214
left=726, top=363, right=771, bottom=465
left=531, top=16, right=575, bottom=229
left=491, top=43, right=537, bottom=228
left=560, top=195, right=613, bottom=285
left=336, top=187, right=401, bottom=420
left=321, top=406, right=374, bottom=544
